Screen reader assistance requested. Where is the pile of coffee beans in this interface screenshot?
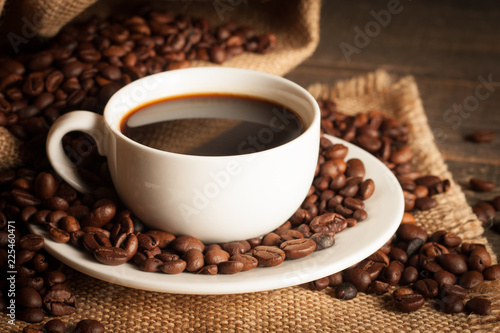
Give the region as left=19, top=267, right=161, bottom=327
left=22, top=318, right=104, bottom=333
left=0, top=218, right=79, bottom=324
left=318, top=100, right=451, bottom=212
left=468, top=178, right=499, bottom=231
left=309, top=100, right=498, bottom=315
left=0, top=9, right=276, bottom=143
left=0, top=8, right=278, bottom=329
left=310, top=220, right=498, bottom=315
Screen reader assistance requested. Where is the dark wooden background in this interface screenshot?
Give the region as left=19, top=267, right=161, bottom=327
left=286, top=0, right=500, bottom=254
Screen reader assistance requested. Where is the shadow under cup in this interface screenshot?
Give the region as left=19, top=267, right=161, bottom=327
left=69, top=68, right=320, bottom=243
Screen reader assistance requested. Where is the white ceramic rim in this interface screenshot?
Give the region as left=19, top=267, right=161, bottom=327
left=104, top=67, right=321, bottom=160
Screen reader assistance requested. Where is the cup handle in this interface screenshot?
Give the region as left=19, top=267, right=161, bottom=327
left=46, top=111, right=108, bottom=194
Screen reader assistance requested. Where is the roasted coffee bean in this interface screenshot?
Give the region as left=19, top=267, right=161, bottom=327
left=473, top=202, right=496, bottom=225
left=34, top=172, right=58, bottom=199
left=420, top=242, right=449, bottom=257
left=403, top=190, right=416, bottom=211
left=12, top=188, right=41, bottom=207
left=252, top=246, right=286, bottom=267
left=468, top=254, right=488, bottom=272
left=45, top=71, right=64, bottom=93
left=414, top=279, right=438, bottom=299
left=326, top=272, right=343, bottom=287
left=229, top=254, right=258, bottom=271
left=83, top=232, right=111, bottom=252
left=394, top=293, right=425, bottom=312
left=439, top=295, right=464, bottom=314
left=469, top=178, right=495, bottom=192
left=412, top=185, right=428, bottom=198
left=396, top=224, right=427, bottom=242
left=170, top=235, right=205, bottom=253
left=343, top=268, right=371, bottom=292
left=161, top=259, right=187, bottom=274
left=309, top=277, right=330, bottom=291
left=399, top=266, right=418, bottom=285
left=48, top=228, right=70, bottom=243
left=17, top=277, right=44, bottom=291
left=262, top=232, right=282, bottom=246
left=44, top=318, right=66, bottom=333
left=389, top=247, right=408, bottom=264
left=140, top=258, right=164, bottom=272
left=218, top=260, right=244, bottom=274
left=483, top=264, right=500, bottom=280
left=17, top=287, right=43, bottom=308
left=309, top=232, right=335, bottom=251
left=94, top=246, right=129, bottom=265
left=137, top=233, right=158, bottom=251
left=309, top=212, right=347, bottom=234
left=393, top=287, right=414, bottom=299
left=433, top=270, right=457, bottom=286
left=43, top=288, right=77, bottom=316
left=280, top=238, right=316, bottom=259
left=440, top=284, right=467, bottom=300
left=46, top=209, right=68, bottom=223
left=492, top=195, right=500, bottom=211
left=196, top=264, right=218, bottom=275
left=391, top=145, right=413, bottom=164
left=382, top=261, right=403, bottom=285
left=18, top=308, right=46, bottom=323
left=368, top=281, right=391, bottom=296
left=182, top=249, right=204, bottom=272
left=470, top=129, right=495, bottom=143
left=74, top=319, right=105, bottom=333
left=436, top=254, right=468, bottom=275
left=81, top=202, right=116, bottom=228
left=359, top=179, right=375, bottom=199
left=204, top=249, right=230, bottom=265
left=345, top=158, right=365, bottom=178
left=44, top=271, right=66, bottom=287
left=335, top=282, right=357, bottom=300
left=442, top=232, right=461, bottom=247
left=59, top=216, right=80, bottom=233
left=338, top=182, right=359, bottom=198
left=23, top=324, right=46, bottom=332
left=221, top=241, right=250, bottom=256
left=414, top=197, right=437, bottom=211
left=31, top=253, right=49, bottom=272
left=368, top=250, right=390, bottom=267
left=464, top=297, right=492, bottom=315
left=20, top=234, right=44, bottom=251
left=469, top=247, right=492, bottom=267
left=356, top=260, right=385, bottom=281
left=458, top=270, right=484, bottom=289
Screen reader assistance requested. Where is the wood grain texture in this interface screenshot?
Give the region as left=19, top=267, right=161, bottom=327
left=286, top=0, right=500, bottom=254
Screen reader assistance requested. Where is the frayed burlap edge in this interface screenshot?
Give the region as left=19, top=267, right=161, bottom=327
left=4, top=70, right=500, bottom=332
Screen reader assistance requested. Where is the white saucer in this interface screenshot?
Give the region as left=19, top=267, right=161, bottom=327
left=29, top=135, right=404, bottom=295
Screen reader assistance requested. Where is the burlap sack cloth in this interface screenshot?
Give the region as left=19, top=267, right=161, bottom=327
left=0, top=0, right=321, bottom=169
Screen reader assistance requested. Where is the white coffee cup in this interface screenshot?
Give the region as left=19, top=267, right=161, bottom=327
left=46, top=67, right=320, bottom=243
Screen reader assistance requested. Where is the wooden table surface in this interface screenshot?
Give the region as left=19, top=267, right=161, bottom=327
left=285, top=0, right=500, bottom=255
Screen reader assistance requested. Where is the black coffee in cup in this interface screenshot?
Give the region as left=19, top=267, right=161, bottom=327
left=120, top=93, right=304, bottom=156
